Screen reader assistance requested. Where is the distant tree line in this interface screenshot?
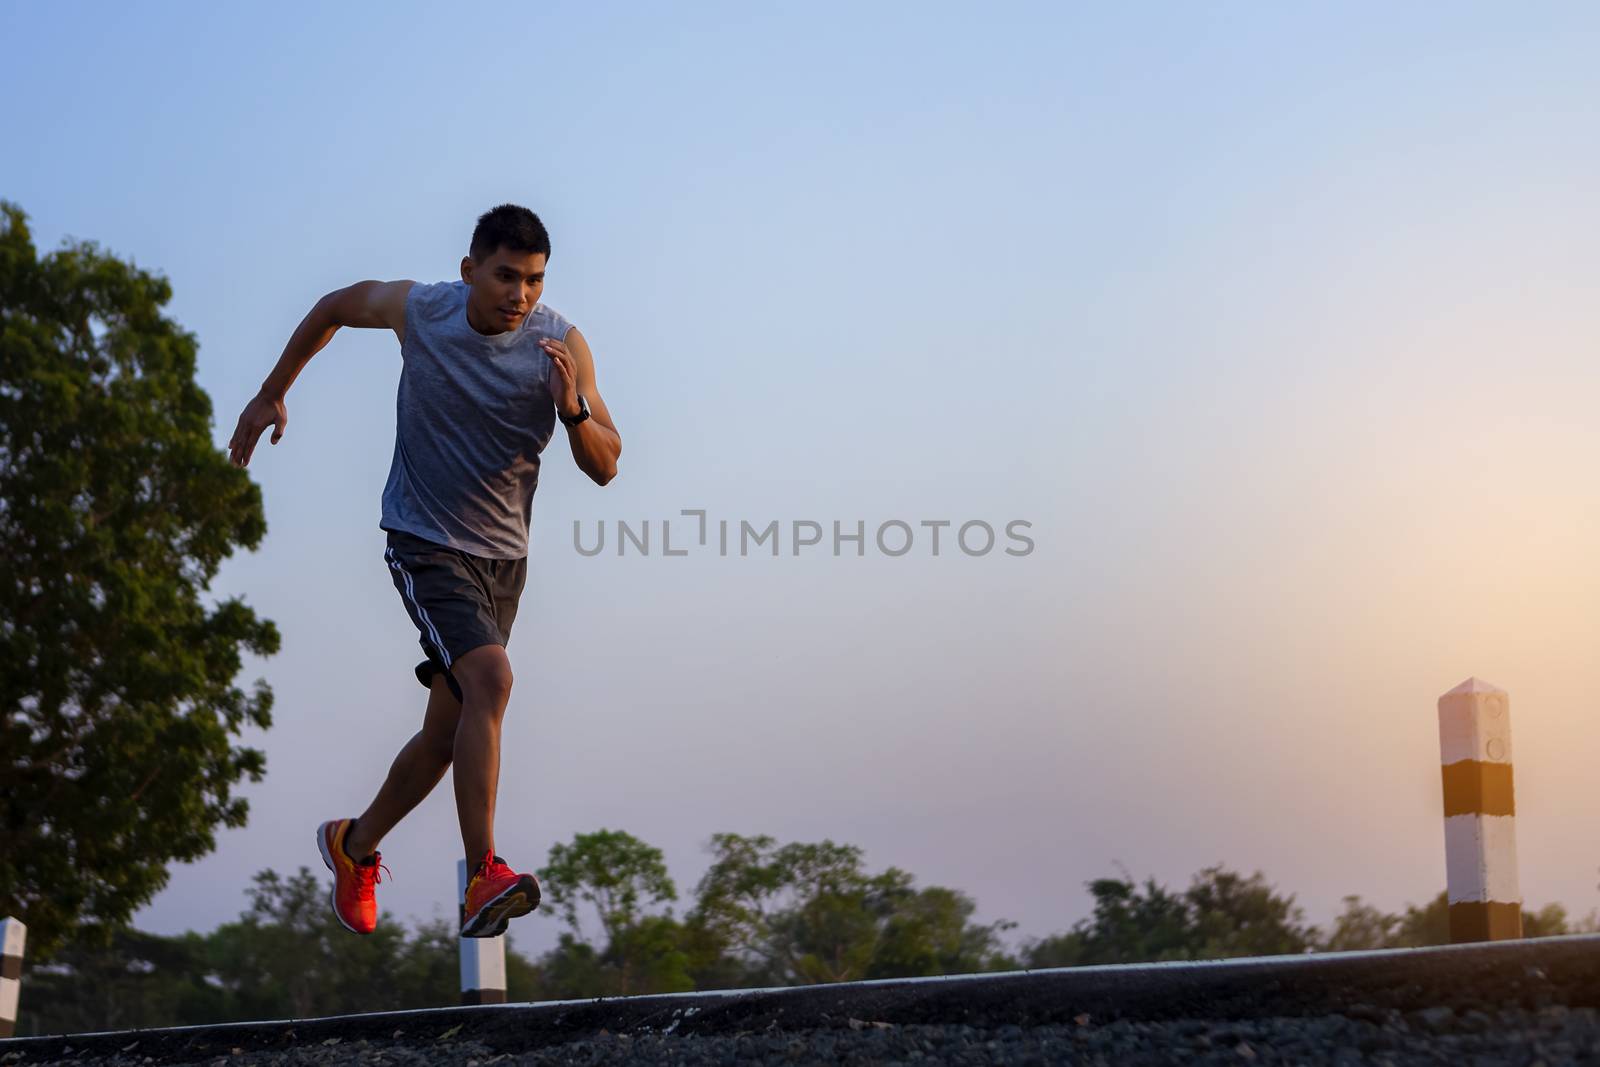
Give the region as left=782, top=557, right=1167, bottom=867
left=17, top=829, right=1598, bottom=1036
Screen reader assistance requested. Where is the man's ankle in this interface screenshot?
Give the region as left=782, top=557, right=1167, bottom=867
left=344, top=819, right=375, bottom=863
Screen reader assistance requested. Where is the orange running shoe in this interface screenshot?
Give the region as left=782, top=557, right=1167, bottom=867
left=461, top=851, right=541, bottom=938
left=316, top=818, right=389, bottom=935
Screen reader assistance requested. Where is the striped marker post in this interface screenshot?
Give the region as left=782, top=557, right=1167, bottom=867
left=457, top=859, right=507, bottom=1005
left=1438, top=677, right=1522, bottom=942
left=1, top=917, right=25, bottom=1038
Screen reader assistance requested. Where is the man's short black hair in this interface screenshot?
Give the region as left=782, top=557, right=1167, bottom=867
left=470, top=204, right=551, bottom=262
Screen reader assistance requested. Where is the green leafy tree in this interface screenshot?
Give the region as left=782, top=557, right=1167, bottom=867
left=769, top=862, right=896, bottom=984
left=0, top=202, right=278, bottom=957
left=205, top=867, right=419, bottom=1019
left=18, top=928, right=226, bottom=1036
left=1522, top=902, right=1569, bottom=939
left=535, top=932, right=612, bottom=999
left=605, top=915, right=695, bottom=993
left=390, top=917, right=462, bottom=1002
left=1024, top=930, right=1087, bottom=968
left=693, top=834, right=873, bottom=984
left=677, top=907, right=751, bottom=992
left=540, top=828, right=678, bottom=944
left=1186, top=865, right=1317, bottom=957
left=1394, top=891, right=1450, bottom=947
left=692, top=833, right=1014, bottom=986
left=1319, top=894, right=1402, bottom=951
left=869, top=883, right=1019, bottom=978
left=1044, top=874, right=1196, bottom=964
left=1026, top=865, right=1314, bottom=966
left=538, top=829, right=689, bottom=995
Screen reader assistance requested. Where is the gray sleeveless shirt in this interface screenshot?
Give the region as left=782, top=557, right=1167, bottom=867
left=379, top=280, right=574, bottom=559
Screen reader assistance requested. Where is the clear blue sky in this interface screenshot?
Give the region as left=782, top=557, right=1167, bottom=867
left=5, top=2, right=1600, bottom=955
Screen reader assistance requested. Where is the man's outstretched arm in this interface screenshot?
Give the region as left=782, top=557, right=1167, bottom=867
left=541, top=326, right=621, bottom=486
left=228, top=280, right=414, bottom=468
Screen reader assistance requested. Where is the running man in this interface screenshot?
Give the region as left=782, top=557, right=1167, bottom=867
left=226, top=204, right=620, bottom=937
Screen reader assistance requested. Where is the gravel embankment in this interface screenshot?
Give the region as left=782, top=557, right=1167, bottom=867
left=9, top=1008, right=1600, bottom=1066
left=7, top=935, right=1600, bottom=1065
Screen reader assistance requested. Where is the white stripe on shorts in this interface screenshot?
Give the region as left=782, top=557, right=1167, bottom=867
left=386, top=546, right=453, bottom=669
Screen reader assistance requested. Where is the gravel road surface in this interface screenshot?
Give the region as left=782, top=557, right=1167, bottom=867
left=6, top=934, right=1600, bottom=1065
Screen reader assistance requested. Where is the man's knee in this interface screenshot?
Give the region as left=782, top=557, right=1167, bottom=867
left=454, top=645, right=513, bottom=708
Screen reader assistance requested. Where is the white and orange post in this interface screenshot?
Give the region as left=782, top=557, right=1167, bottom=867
left=1437, top=677, right=1522, bottom=942
left=1, top=917, right=24, bottom=1038
left=457, top=859, right=507, bottom=1005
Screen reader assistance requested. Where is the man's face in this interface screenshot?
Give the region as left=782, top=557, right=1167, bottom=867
left=461, top=246, right=547, bottom=332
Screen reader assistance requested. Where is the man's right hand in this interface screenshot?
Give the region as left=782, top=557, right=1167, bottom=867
left=228, top=392, right=288, bottom=468
left=228, top=279, right=412, bottom=469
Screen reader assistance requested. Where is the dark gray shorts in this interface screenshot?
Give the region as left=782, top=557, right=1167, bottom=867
left=383, top=528, right=528, bottom=704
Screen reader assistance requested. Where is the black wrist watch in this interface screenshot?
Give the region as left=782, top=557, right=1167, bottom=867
left=559, top=394, right=591, bottom=427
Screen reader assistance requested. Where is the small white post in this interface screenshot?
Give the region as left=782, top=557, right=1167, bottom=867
left=457, top=859, right=507, bottom=1004
left=1438, top=677, right=1522, bottom=942
left=1, top=917, right=26, bottom=1038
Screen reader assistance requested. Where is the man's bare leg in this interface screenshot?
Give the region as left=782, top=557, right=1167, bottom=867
left=345, top=673, right=461, bottom=859
left=448, top=644, right=514, bottom=864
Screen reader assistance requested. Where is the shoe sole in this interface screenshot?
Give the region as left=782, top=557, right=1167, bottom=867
left=316, top=820, right=368, bottom=936
left=461, top=874, right=541, bottom=938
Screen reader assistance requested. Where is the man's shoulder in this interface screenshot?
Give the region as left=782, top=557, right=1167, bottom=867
left=528, top=302, right=576, bottom=337
left=408, top=280, right=465, bottom=320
